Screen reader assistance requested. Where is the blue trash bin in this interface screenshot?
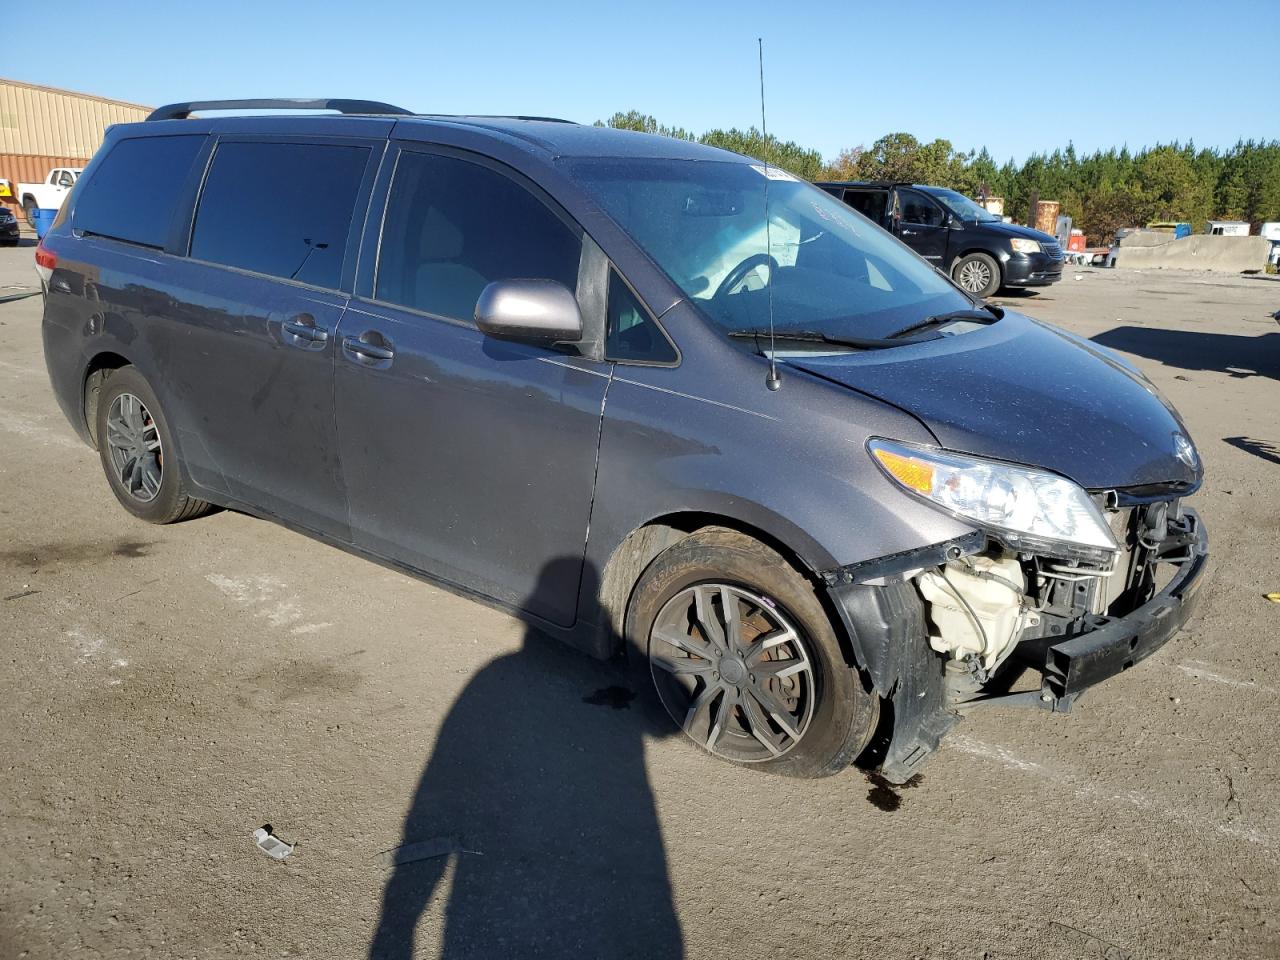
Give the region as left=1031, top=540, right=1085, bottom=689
left=33, top=208, right=57, bottom=240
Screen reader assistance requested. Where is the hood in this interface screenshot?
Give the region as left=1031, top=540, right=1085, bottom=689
left=975, top=220, right=1057, bottom=243
left=786, top=313, right=1200, bottom=491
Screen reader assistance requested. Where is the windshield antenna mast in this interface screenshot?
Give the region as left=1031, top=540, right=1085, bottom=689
left=758, top=37, right=781, bottom=391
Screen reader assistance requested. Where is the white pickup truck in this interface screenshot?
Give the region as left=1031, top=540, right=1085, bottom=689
left=17, top=167, right=83, bottom=223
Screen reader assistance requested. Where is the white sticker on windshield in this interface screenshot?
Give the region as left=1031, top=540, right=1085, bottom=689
left=749, top=164, right=800, bottom=182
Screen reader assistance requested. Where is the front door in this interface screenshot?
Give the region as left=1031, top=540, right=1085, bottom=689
left=894, top=188, right=949, bottom=265
left=334, top=147, right=609, bottom=626
left=154, top=136, right=379, bottom=539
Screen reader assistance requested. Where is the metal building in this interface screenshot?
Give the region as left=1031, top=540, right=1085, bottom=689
left=1, top=78, right=151, bottom=224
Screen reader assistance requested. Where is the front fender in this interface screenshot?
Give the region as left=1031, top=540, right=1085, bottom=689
left=585, top=323, right=976, bottom=590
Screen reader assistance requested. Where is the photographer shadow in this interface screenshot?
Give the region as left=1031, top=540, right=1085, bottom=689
left=369, top=557, right=683, bottom=960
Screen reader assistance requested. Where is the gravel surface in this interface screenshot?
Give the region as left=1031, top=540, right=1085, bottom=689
left=2, top=245, right=1278, bottom=959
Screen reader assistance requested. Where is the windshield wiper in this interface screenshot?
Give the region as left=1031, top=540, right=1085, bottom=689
left=729, top=304, right=1003, bottom=352
left=727, top=329, right=941, bottom=351
left=887, top=306, right=1003, bottom=340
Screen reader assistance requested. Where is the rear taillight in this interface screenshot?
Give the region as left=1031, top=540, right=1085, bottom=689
left=35, top=242, right=56, bottom=284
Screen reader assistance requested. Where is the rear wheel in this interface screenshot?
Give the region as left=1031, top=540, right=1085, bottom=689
left=951, top=251, right=1001, bottom=297
left=95, top=367, right=212, bottom=524
left=21, top=197, right=37, bottom=226
left=626, top=528, right=877, bottom=778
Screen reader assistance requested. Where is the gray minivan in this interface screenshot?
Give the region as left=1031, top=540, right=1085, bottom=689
left=38, top=99, right=1208, bottom=783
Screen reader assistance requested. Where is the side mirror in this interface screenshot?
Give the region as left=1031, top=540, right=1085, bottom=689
left=475, top=279, right=582, bottom=343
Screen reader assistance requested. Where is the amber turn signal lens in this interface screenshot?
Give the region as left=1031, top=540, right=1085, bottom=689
left=873, top=448, right=934, bottom=494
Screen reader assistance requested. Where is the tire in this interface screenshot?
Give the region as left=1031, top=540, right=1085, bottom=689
left=22, top=197, right=37, bottom=226
left=95, top=367, right=212, bottom=524
left=951, top=251, right=1001, bottom=298
left=625, top=527, right=878, bottom=779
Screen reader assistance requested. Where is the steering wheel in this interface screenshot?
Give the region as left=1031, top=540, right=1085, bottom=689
left=714, top=253, right=779, bottom=300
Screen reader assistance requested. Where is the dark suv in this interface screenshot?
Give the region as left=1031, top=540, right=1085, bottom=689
left=38, top=99, right=1206, bottom=783
left=817, top=181, right=1065, bottom=297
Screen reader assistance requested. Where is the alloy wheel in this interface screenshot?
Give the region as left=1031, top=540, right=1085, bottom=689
left=649, top=583, right=817, bottom=762
left=105, top=393, right=163, bottom=502
left=957, top=259, right=992, bottom=292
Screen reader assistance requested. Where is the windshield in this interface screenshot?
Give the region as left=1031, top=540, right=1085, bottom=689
left=929, top=188, right=1000, bottom=223
left=564, top=159, right=972, bottom=339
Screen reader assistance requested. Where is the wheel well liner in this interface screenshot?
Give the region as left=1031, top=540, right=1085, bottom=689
left=597, top=511, right=863, bottom=671
left=83, top=352, right=132, bottom=446
left=950, top=248, right=1002, bottom=277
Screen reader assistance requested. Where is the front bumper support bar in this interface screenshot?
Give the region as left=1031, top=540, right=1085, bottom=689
left=1041, top=509, right=1208, bottom=702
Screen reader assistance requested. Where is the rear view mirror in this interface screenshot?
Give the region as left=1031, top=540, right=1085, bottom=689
left=475, top=279, right=583, bottom=343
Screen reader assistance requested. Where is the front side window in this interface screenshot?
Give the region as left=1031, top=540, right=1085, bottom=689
left=191, top=140, right=370, bottom=288
left=565, top=158, right=970, bottom=340
left=74, top=135, right=205, bottom=248
left=897, top=189, right=945, bottom=227
left=375, top=151, right=581, bottom=323
left=929, top=188, right=1001, bottom=223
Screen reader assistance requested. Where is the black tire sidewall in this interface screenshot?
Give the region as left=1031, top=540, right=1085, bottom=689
left=953, top=252, right=1002, bottom=298
left=95, top=368, right=190, bottom=523
left=625, top=529, right=876, bottom=779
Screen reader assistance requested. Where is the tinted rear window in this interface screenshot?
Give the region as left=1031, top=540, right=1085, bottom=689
left=190, top=141, right=370, bottom=288
left=74, top=135, right=205, bottom=248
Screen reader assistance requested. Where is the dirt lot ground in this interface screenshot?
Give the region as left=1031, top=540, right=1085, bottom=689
left=2, top=242, right=1279, bottom=960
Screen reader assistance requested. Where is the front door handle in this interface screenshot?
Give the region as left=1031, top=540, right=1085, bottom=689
left=282, top=313, right=328, bottom=343
left=342, top=333, right=395, bottom=364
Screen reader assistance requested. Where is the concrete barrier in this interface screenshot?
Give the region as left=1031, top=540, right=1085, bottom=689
left=1115, top=233, right=1271, bottom=273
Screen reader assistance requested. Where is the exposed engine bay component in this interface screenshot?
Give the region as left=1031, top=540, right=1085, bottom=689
left=918, top=555, right=1039, bottom=670
left=841, top=500, right=1207, bottom=785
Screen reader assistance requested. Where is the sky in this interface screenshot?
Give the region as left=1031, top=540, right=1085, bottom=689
left=7, top=0, right=1277, bottom=164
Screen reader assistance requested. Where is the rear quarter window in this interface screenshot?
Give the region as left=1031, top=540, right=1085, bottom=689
left=73, top=135, right=205, bottom=248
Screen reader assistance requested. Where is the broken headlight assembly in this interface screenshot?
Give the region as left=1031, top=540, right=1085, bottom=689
left=868, top=438, right=1118, bottom=563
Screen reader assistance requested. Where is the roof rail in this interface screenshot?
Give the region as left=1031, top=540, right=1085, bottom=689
left=440, top=114, right=577, bottom=124
left=146, top=98, right=414, bottom=121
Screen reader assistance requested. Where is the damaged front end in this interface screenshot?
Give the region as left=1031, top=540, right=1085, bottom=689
left=825, top=443, right=1209, bottom=784
left=930, top=497, right=1206, bottom=708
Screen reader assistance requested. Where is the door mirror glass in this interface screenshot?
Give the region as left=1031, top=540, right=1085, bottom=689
left=475, top=279, right=582, bottom=343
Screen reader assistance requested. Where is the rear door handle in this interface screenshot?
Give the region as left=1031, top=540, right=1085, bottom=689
left=342, top=333, right=395, bottom=364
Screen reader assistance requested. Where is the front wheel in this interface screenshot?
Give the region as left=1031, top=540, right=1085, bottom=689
left=626, top=528, right=878, bottom=778
left=951, top=251, right=1002, bottom=298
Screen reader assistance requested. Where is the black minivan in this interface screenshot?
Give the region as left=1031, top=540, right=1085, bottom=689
left=817, top=181, right=1064, bottom=298
left=38, top=100, right=1206, bottom=783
